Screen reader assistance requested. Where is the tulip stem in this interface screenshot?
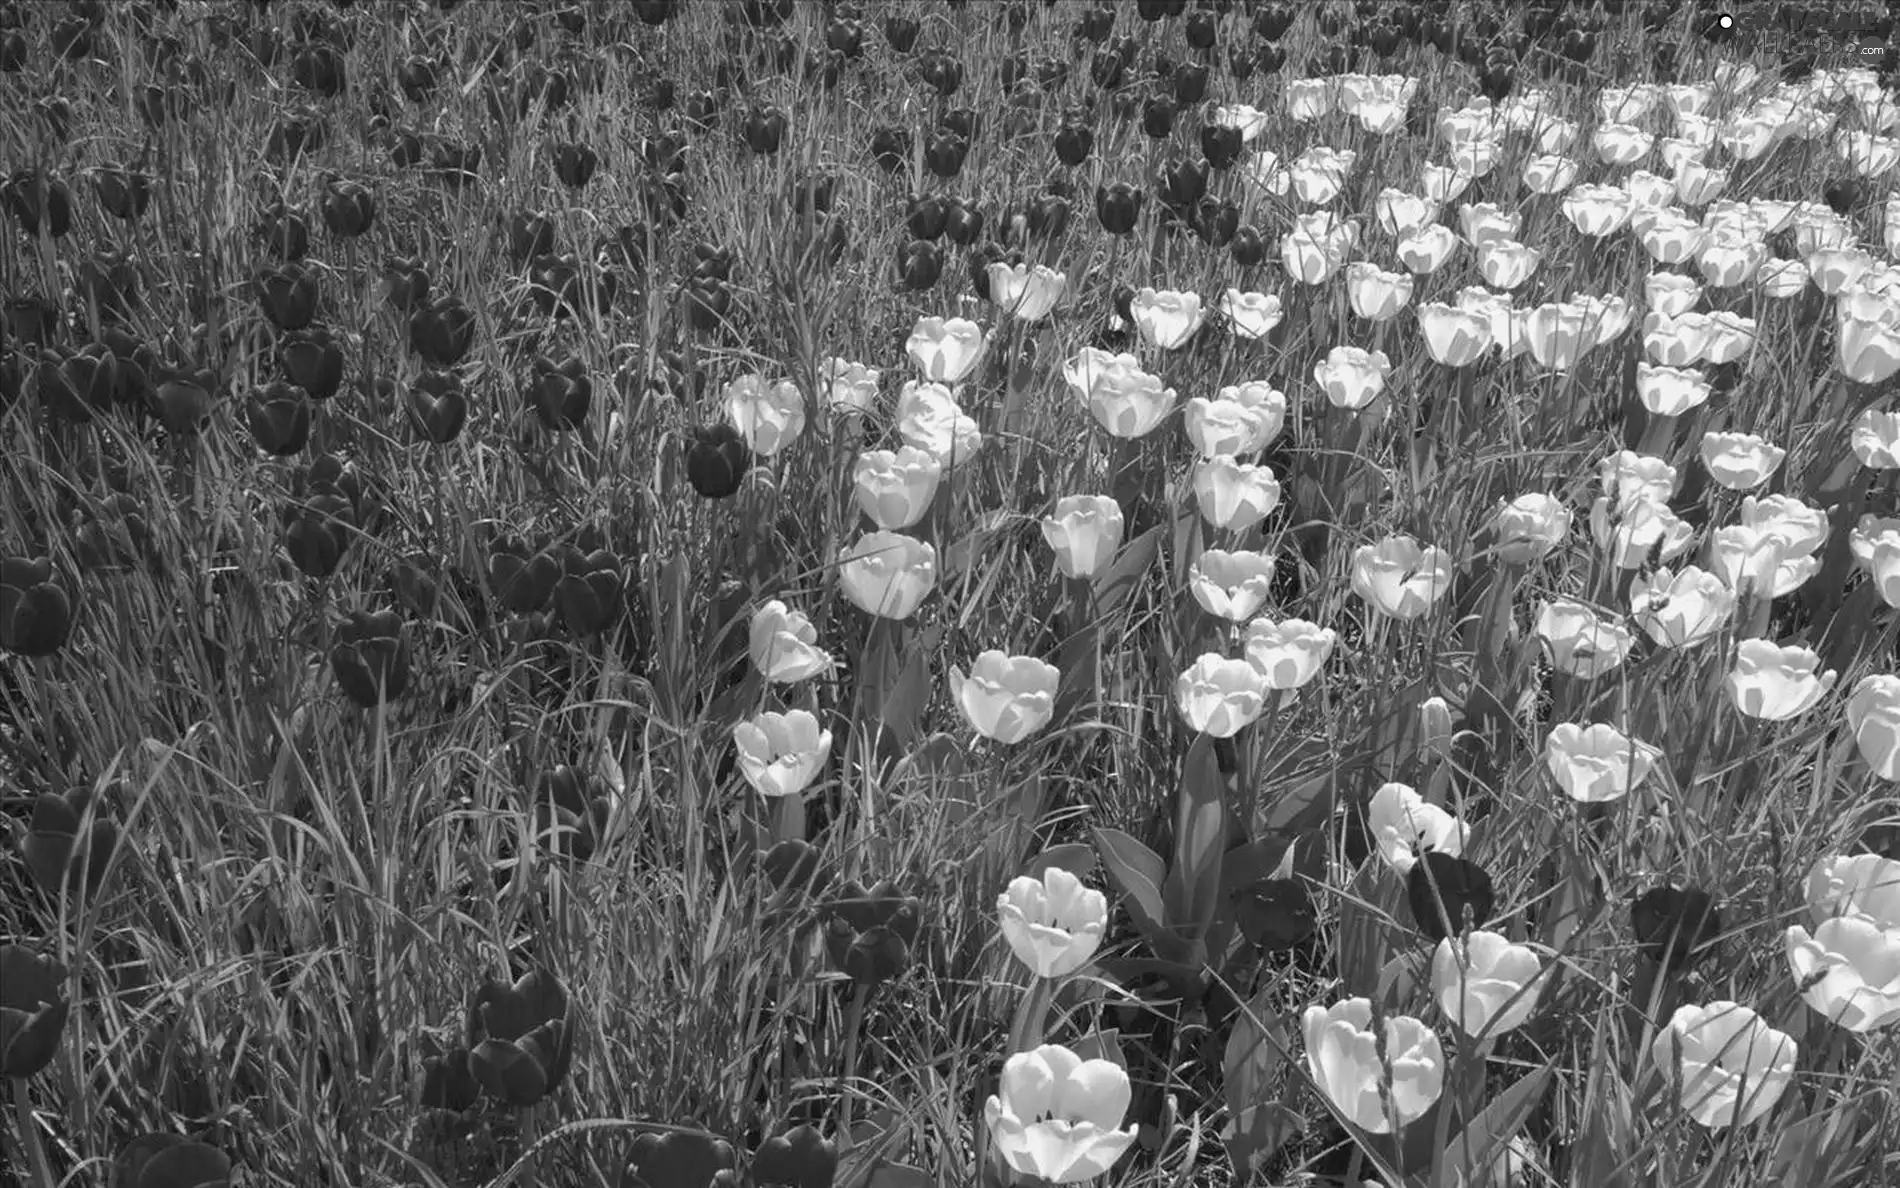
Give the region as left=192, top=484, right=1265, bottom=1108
left=837, top=981, right=870, bottom=1148
left=11, top=1077, right=55, bottom=1188
left=1005, top=975, right=1055, bottom=1057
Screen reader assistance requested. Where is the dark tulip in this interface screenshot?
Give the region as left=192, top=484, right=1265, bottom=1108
left=248, top=380, right=312, bottom=455
left=292, top=42, right=346, bottom=95
left=390, top=129, right=424, bottom=169
left=826, top=17, right=864, bottom=57
left=2, top=170, right=74, bottom=238
left=884, top=13, right=919, bottom=51
left=1201, top=123, right=1243, bottom=169
left=647, top=77, right=676, bottom=111
left=1560, top=29, right=1595, bottom=61
left=633, top=0, right=679, bottom=23
left=78, top=251, right=141, bottom=321
left=73, top=494, right=156, bottom=573
left=488, top=541, right=562, bottom=614
left=643, top=130, right=688, bottom=173
left=1369, top=22, right=1401, bottom=55
left=4, top=296, right=58, bottom=347
left=686, top=422, right=751, bottom=498
left=407, top=370, right=466, bottom=443
left=1631, top=886, right=1721, bottom=973
left=1406, top=852, right=1496, bottom=943
left=24, top=785, right=120, bottom=897
left=1142, top=95, right=1177, bottom=138
left=1230, top=223, right=1267, bottom=266
left=1054, top=122, right=1094, bottom=167
left=1234, top=877, right=1316, bottom=951
left=896, top=240, right=943, bottom=290
left=924, top=131, right=969, bottom=179
left=998, top=52, right=1027, bottom=92
left=1253, top=2, right=1294, bottom=39
left=93, top=166, right=152, bottom=221
left=740, top=0, right=794, bottom=26
left=1159, top=157, right=1209, bottom=209
left=869, top=125, right=909, bottom=173
left=1824, top=178, right=1861, bottom=215
left=506, top=211, right=557, bottom=265
left=34, top=97, right=73, bottom=144
left=320, top=178, right=376, bottom=238
left=152, top=372, right=214, bottom=436
left=919, top=50, right=962, bottom=96
left=552, top=141, right=598, bottom=189
left=384, top=258, right=431, bottom=312
left=684, top=280, right=731, bottom=333
left=942, top=197, right=984, bottom=245
left=1174, top=62, right=1209, bottom=104
left=744, top=105, right=788, bottom=154
left=553, top=549, right=621, bottom=636
left=555, top=4, right=585, bottom=33
left=906, top=194, right=947, bottom=241
left=0, top=31, right=25, bottom=72
left=691, top=242, right=735, bottom=282
left=410, top=297, right=477, bottom=366
left=257, top=204, right=311, bottom=260
left=419, top=1043, right=480, bottom=1112
left=278, top=325, right=344, bottom=401
left=255, top=263, right=320, bottom=331
left=1077, top=4, right=1115, bottom=42
left=528, top=353, right=591, bottom=431
left=1185, top=10, right=1218, bottom=47
left=330, top=610, right=410, bottom=707
left=625, top=1135, right=738, bottom=1188
left=1090, top=47, right=1127, bottom=89
left=753, top=1127, right=839, bottom=1188
left=429, top=139, right=483, bottom=189
left=37, top=345, right=115, bottom=423
left=397, top=54, right=438, bottom=103
left=52, top=15, right=94, bottom=60
left=941, top=107, right=980, bottom=142
left=1027, top=193, right=1071, bottom=240
left=1194, top=196, right=1239, bottom=245
left=966, top=241, right=1006, bottom=300
left=1095, top=182, right=1143, bottom=235
left=759, top=838, right=828, bottom=895
left=682, top=89, right=719, bottom=130
left=0, top=945, right=69, bottom=1075
left=1480, top=62, right=1514, bottom=102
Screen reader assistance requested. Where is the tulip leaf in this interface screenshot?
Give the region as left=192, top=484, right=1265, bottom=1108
left=1376, top=950, right=1428, bottom=1012
left=1070, top=1028, right=1126, bottom=1071
left=1335, top=862, right=1397, bottom=999
left=864, top=1165, right=932, bottom=1188
left=1222, top=986, right=1299, bottom=1177
left=1216, top=836, right=1296, bottom=901
left=1092, top=523, right=1164, bottom=622
left=1430, top=1063, right=1554, bottom=1188
left=1051, top=621, right=1098, bottom=726
left=1165, top=732, right=1227, bottom=939
left=1091, top=827, right=1172, bottom=949
left=1020, top=842, right=1096, bottom=882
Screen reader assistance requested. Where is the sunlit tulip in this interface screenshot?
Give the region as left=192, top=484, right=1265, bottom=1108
left=1636, top=363, right=1713, bottom=417
left=1220, top=380, right=1288, bottom=442
left=1524, top=301, right=1604, bottom=372
left=1630, top=566, right=1735, bottom=648
left=1241, top=617, right=1336, bottom=691
left=1042, top=495, right=1123, bottom=579
left=1708, top=525, right=1815, bottom=600
left=1563, top=184, right=1636, bottom=237
left=1807, top=852, right=1900, bottom=929
left=1850, top=516, right=1900, bottom=608
left=997, top=868, right=1108, bottom=979
left=1375, top=188, right=1438, bottom=237
left=1285, top=78, right=1334, bottom=121
left=1432, top=931, right=1548, bottom=1040
left=1701, top=310, right=1757, bottom=364
left=1698, top=433, right=1786, bottom=491
left=1839, top=308, right=1900, bottom=384
left=1193, top=456, right=1282, bottom=533
left=987, top=262, right=1066, bottom=322
left=854, top=447, right=942, bottom=530
left=1592, top=496, right=1694, bottom=570
left=1758, top=258, right=1810, bottom=299
left=1545, top=722, right=1662, bottom=803
left=1600, top=84, right=1659, bottom=124
left=1850, top=409, right=1900, bottom=468
left=1184, top=394, right=1276, bottom=458
left=1129, top=288, right=1203, bottom=350
left=1601, top=450, right=1680, bottom=506
left=725, top=374, right=807, bottom=456
left=1636, top=209, right=1708, bottom=265
left=1368, top=781, right=1468, bottom=875
left=950, top=650, right=1059, bottom=744
left=733, top=709, right=833, bottom=798
left=1303, top=998, right=1444, bottom=1134
left=1727, top=639, right=1836, bottom=721
left=1455, top=287, right=1522, bottom=357
left=906, top=315, right=986, bottom=383
left=1493, top=494, right=1571, bottom=564
left=984, top=1043, right=1137, bottom=1184
left=1845, top=675, right=1900, bottom=781
left=1283, top=226, right=1349, bottom=285
left=1086, top=365, right=1177, bottom=439
left=1245, top=149, right=1292, bottom=196
left=1345, top=262, right=1414, bottom=321
left=1651, top=1002, right=1797, bottom=1129
left=1221, top=289, right=1284, bottom=339
left=1675, top=159, right=1728, bottom=205
left=1535, top=598, right=1637, bottom=680
left=749, top=600, right=834, bottom=683
left=1188, top=549, right=1277, bottom=622
left=838, top=531, right=936, bottom=620
left=1644, top=311, right=1713, bottom=366
left=897, top=383, right=981, bottom=467
left=1417, top=302, right=1493, bottom=366
left=1808, top=247, right=1875, bottom=297
left=1474, top=240, right=1537, bottom=290
left=1397, top=223, right=1461, bottom=274
left=1351, top=535, right=1452, bottom=620
left=1212, top=103, right=1269, bottom=142
left=1522, top=153, right=1578, bottom=194
left=821, top=357, right=881, bottom=413
left=1314, top=345, right=1392, bottom=411
left=1290, top=146, right=1357, bottom=205
left=1784, top=917, right=1900, bottom=1033
left=1459, top=202, right=1520, bottom=247
left=1174, top=653, right=1267, bottom=738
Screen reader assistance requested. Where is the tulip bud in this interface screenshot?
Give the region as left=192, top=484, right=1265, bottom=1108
left=0, top=945, right=70, bottom=1077
left=0, top=557, right=75, bottom=658
left=1302, top=998, right=1444, bottom=1133
left=329, top=609, right=411, bottom=708
left=1650, top=1002, right=1796, bottom=1127
left=685, top=423, right=751, bottom=499
left=320, top=178, right=376, bottom=238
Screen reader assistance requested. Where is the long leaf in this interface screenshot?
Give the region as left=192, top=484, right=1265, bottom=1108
left=1431, top=1063, right=1555, bottom=1188
left=1092, top=827, right=1170, bottom=946
left=1222, top=984, right=1300, bottom=1182
left=1165, top=732, right=1227, bottom=938
left=1093, top=523, right=1164, bottom=622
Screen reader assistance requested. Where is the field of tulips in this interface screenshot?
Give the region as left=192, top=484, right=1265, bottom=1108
left=5, top=0, right=1900, bottom=1186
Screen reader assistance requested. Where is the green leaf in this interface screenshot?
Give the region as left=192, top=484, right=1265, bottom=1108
left=865, top=1165, right=933, bottom=1188
left=1217, top=835, right=1296, bottom=901
left=1431, top=1063, right=1555, bottom=1188
left=1222, top=986, right=1299, bottom=1179
left=1335, top=862, right=1397, bottom=999
left=1091, top=827, right=1171, bottom=944
left=1050, top=621, right=1099, bottom=725
left=1021, top=842, right=1096, bottom=883
left=1070, top=1028, right=1127, bottom=1071
left=1092, top=523, right=1164, bottom=622
left=1164, top=733, right=1227, bottom=938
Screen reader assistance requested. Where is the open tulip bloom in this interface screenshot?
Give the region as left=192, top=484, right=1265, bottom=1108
left=1303, top=997, right=1445, bottom=1134
left=984, top=1043, right=1137, bottom=1184
left=1649, top=1001, right=1797, bottom=1129
left=997, top=866, right=1107, bottom=979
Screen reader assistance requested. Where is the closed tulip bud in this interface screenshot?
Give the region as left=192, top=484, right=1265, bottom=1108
left=854, top=446, right=942, bottom=530
left=734, top=709, right=833, bottom=798
left=984, top=1044, right=1137, bottom=1184
left=1095, top=183, right=1143, bottom=236
left=1055, top=123, right=1094, bottom=168
left=466, top=969, right=576, bottom=1107
left=1041, top=495, right=1123, bottom=579
left=950, top=650, right=1059, bottom=744
left=925, top=130, right=969, bottom=178
left=1727, top=639, right=1836, bottom=721
left=278, top=325, right=345, bottom=401
left=743, top=104, right=788, bottom=154
left=1302, top=998, right=1444, bottom=1134
left=1535, top=598, right=1636, bottom=679
left=0, top=945, right=69, bottom=1077
left=1845, top=675, right=1900, bottom=781
left=330, top=610, right=410, bottom=708
left=1188, top=549, right=1277, bottom=622
left=248, top=381, right=313, bottom=456
left=1650, top=1002, right=1796, bottom=1128
left=686, top=423, right=752, bottom=499
left=320, top=177, right=376, bottom=237
left=1351, top=536, right=1453, bottom=620
left=749, top=600, right=834, bottom=684
left=1432, top=930, right=1547, bottom=1040
left=1242, top=617, right=1334, bottom=690
left=906, top=316, right=986, bottom=384
left=254, top=262, right=320, bottom=331
left=724, top=374, right=806, bottom=457
left=92, top=165, right=151, bottom=221
left=1174, top=653, right=1267, bottom=737
left=0, top=557, right=75, bottom=658
left=839, top=531, right=936, bottom=620
left=410, top=296, right=478, bottom=366
left=407, top=370, right=467, bottom=444
left=998, top=866, right=1106, bottom=978
left=1369, top=781, right=1468, bottom=875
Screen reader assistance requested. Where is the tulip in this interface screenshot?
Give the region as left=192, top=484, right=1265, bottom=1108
left=320, top=177, right=376, bottom=238
left=906, top=316, right=986, bottom=384
left=1193, top=456, right=1282, bottom=533
left=1650, top=1001, right=1796, bottom=1128
left=838, top=531, right=936, bottom=620
left=1188, top=549, right=1277, bottom=622
left=1129, top=288, right=1203, bottom=350
left=1302, top=998, right=1444, bottom=1134
left=1398, top=224, right=1461, bottom=274
left=1493, top=494, right=1571, bottom=563
left=749, top=600, right=834, bottom=684
left=410, top=296, right=477, bottom=367
left=1601, top=450, right=1680, bottom=506
left=820, top=357, right=881, bottom=413
left=1345, top=262, right=1414, bottom=321
left=1845, top=675, right=1900, bottom=781
left=686, top=423, right=751, bottom=499
left=998, top=867, right=1108, bottom=978
left=1636, top=363, right=1713, bottom=417
left=1418, top=302, right=1494, bottom=366
left=528, top=355, right=591, bottom=433
left=1630, top=565, right=1735, bottom=648
left=1314, top=345, right=1392, bottom=411
left=983, top=1043, right=1137, bottom=1184
left=1727, top=639, right=1837, bottom=720
left=1042, top=495, right=1123, bottom=579
left=466, top=969, right=577, bottom=1106
left=1432, top=930, right=1548, bottom=1039
left=1545, top=722, right=1662, bottom=803
left=823, top=878, right=922, bottom=986
left=1806, top=852, right=1900, bottom=929
left=279, top=325, right=345, bottom=401
left=330, top=610, right=410, bottom=708
left=1086, top=364, right=1177, bottom=439
left=1784, top=916, right=1900, bottom=1033
left=853, top=447, right=942, bottom=531
left=1535, top=598, right=1636, bottom=679
left=0, top=944, right=68, bottom=1078
left=950, top=650, right=1059, bottom=744
left=986, top=262, right=1065, bottom=323
left=1374, top=187, right=1438, bottom=237
left=22, top=784, right=120, bottom=897
left=1699, top=432, right=1786, bottom=490
left=1184, top=393, right=1278, bottom=458
left=897, top=384, right=981, bottom=468
left=1174, top=653, right=1267, bottom=738
left=1220, top=289, right=1284, bottom=339
left=1242, top=618, right=1335, bottom=690
left=1847, top=409, right=1900, bottom=470
left=723, top=375, right=806, bottom=458
left=1350, top=536, right=1453, bottom=620
left=734, top=710, right=833, bottom=798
